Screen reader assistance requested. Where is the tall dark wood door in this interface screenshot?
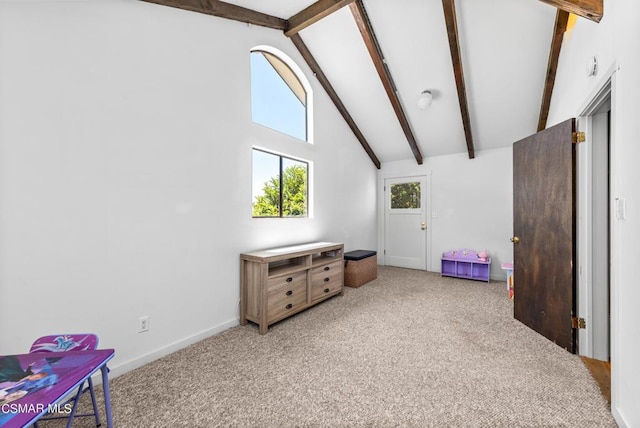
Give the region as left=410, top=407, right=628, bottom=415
left=513, top=118, right=577, bottom=353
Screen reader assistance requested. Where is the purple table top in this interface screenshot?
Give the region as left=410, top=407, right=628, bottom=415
left=0, top=349, right=114, bottom=427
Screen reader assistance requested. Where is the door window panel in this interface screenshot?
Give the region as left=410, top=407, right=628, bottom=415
left=390, top=182, right=421, bottom=209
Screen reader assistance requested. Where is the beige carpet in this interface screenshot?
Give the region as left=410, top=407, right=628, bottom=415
left=45, top=266, right=616, bottom=427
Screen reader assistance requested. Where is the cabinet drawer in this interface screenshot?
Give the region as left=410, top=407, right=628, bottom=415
left=310, top=261, right=343, bottom=301
left=267, top=280, right=307, bottom=323
left=310, top=260, right=343, bottom=280
left=267, top=270, right=306, bottom=290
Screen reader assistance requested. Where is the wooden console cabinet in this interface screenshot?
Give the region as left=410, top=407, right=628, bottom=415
left=240, top=242, right=344, bottom=334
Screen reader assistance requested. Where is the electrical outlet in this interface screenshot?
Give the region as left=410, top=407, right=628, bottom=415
left=138, top=316, right=149, bottom=333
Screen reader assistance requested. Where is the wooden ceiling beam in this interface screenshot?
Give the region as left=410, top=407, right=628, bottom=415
left=442, top=0, right=475, bottom=159
left=142, top=0, right=380, bottom=168
left=290, top=34, right=381, bottom=169
left=538, top=10, right=570, bottom=132
left=538, top=0, right=602, bottom=23
left=349, top=1, right=423, bottom=165
left=139, top=0, right=287, bottom=30
left=285, top=0, right=356, bottom=37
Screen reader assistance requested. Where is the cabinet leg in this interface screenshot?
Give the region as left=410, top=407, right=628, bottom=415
left=259, top=324, right=268, bottom=335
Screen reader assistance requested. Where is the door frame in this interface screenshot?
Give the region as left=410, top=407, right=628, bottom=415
left=576, top=86, right=610, bottom=360
left=378, top=174, right=432, bottom=270
left=576, top=62, right=620, bottom=404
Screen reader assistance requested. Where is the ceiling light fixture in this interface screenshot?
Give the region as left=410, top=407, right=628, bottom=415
left=417, top=90, right=433, bottom=110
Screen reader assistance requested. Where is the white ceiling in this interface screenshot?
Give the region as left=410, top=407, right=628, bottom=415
left=227, top=0, right=558, bottom=164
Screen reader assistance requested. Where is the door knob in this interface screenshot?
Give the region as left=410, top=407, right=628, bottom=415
left=510, top=236, right=520, bottom=244
left=421, top=222, right=426, bottom=230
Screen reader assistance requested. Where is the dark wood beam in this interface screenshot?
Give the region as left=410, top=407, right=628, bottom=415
left=285, top=0, right=356, bottom=37
left=442, top=0, right=475, bottom=159
left=290, top=34, right=381, bottom=169
left=538, top=10, right=570, bottom=132
left=139, top=0, right=287, bottom=30
left=349, top=1, right=423, bottom=165
left=538, top=0, right=602, bottom=23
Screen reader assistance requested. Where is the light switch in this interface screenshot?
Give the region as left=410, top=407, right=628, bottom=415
left=432, top=212, right=439, bottom=218
left=616, top=198, right=626, bottom=220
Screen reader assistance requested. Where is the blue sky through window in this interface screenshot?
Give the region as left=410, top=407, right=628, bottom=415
left=252, top=149, right=279, bottom=203
left=251, top=52, right=306, bottom=141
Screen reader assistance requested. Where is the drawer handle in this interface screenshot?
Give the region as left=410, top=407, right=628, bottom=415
left=324, top=266, right=330, bottom=271
left=323, top=277, right=330, bottom=282
left=286, top=303, right=293, bottom=310
left=324, top=288, right=330, bottom=293
left=286, top=290, right=293, bottom=296
left=286, top=277, right=293, bottom=283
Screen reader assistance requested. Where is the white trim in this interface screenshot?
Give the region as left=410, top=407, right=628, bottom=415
left=576, top=61, right=621, bottom=417
left=578, top=62, right=619, bottom=116
left=608, top=66, right=622, bottom=423
left=106, top=319, right=239, bottom=380
left=612, top=408, right=629, bottom=428
left=426, top=172, right=432, bottom=271
left=577, top=110, right=610, bottom=360
left=251, top=144, right=310, bottom=164
left=576, top=113, right=594, bottom=357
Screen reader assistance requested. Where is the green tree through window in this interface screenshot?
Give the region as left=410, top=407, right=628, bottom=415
left=253, top=150, right=308, bottom=217
left=390, top=182, right=421, bottom=209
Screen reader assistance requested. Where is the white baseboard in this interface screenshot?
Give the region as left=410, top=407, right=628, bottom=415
left=101, top=319, right=239, bottom=381
left=612, top=406, right=628, bottom=428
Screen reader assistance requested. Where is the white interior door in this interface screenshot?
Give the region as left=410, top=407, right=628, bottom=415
left=384, top=176, right=427, bottom=270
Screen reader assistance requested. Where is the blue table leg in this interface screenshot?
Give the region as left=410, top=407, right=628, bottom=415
left=101, top=365, right=113, bottom=428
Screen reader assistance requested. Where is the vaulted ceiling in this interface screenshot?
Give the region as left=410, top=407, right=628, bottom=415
left=140, top=0, right=602, bottom=168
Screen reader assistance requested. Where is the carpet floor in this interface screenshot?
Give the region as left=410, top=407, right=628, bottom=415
left=43, top=266, right=616, bottom=427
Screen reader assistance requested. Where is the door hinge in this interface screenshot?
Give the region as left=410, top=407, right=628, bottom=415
left=572, top=131, right=586, bottom=144
left=572, top=316, right=586, bottom=329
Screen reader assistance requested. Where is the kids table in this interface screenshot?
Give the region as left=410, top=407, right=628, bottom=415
left=0, top=349, right=115, bottom=427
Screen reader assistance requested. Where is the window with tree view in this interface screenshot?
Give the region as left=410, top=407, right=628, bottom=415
left=252, top=149, right=308, bottom=218
left=390, top=182, right=421, bottom=209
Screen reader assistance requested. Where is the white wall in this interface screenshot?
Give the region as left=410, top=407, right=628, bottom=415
left=379, top=147, right=513, bottom=281
left=547, top=0, right=640, bottom=425
left=0, top=0, right=378, bottom=375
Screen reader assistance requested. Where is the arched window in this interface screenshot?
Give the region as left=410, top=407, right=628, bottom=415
left=250, top=46, right=312, bottom=142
